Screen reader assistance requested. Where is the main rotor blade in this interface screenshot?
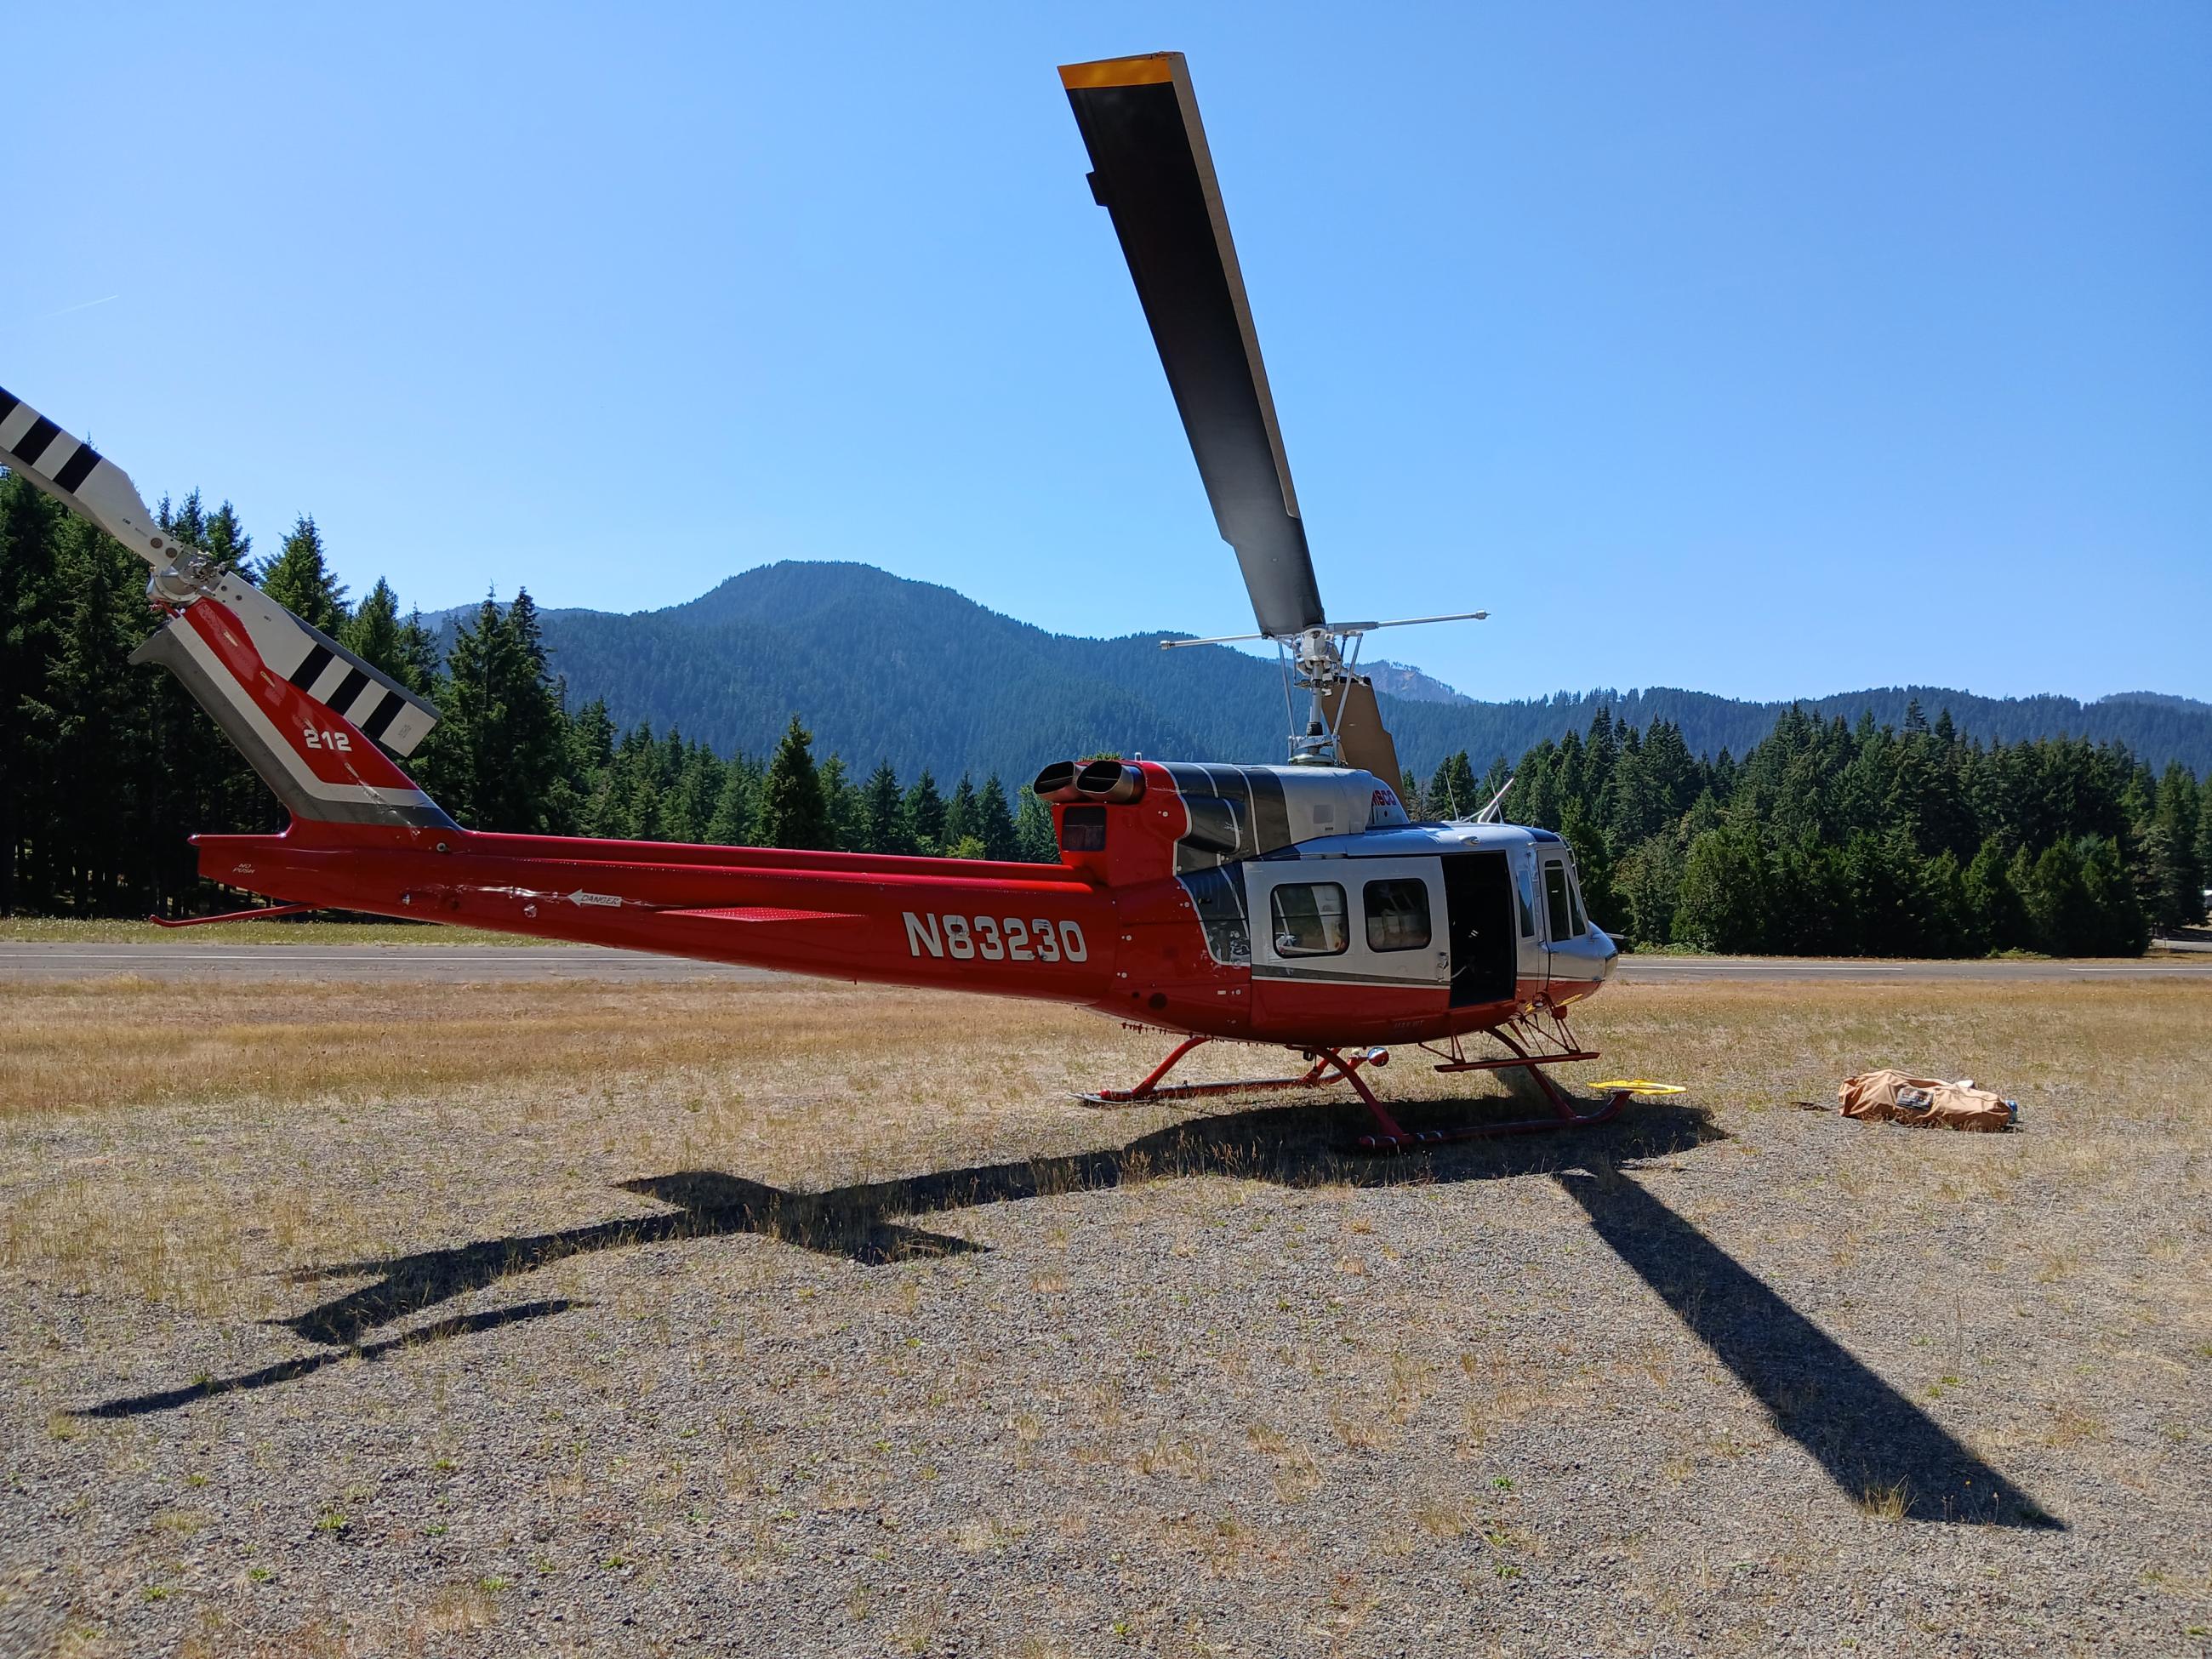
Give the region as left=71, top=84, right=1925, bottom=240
left=1063, top=52, right=1325, bottom=640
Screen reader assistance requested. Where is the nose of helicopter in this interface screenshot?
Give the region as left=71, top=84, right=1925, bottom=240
left=1597, top=930, right=1622, bottom=980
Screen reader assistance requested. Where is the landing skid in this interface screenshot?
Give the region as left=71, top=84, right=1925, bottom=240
left=1076, top=1035, right=1388, bottom=1111
left=1080, top=1008, right=1633, bottom=1154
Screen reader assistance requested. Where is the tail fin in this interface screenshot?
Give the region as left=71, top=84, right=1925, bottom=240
left=3, top=379, right=452, bottom=830
left=130, top=598, right=457, bottom=832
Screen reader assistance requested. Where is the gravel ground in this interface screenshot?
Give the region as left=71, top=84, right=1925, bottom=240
left=2, top=976, right=2208, bottom=1657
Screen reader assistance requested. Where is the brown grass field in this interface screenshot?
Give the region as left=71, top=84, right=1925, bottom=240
left=1, top=972, right=2208, bottom=1656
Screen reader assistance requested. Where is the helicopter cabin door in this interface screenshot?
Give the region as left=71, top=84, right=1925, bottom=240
left=1246, top=858, right=1449, bottom=991
left=1440, top=852, right=1518, bottom=1008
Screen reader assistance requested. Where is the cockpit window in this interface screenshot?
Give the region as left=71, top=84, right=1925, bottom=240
left=1516, top=858, right=1538, bottom=937
left=1542, top=860, right=1574, bottom=942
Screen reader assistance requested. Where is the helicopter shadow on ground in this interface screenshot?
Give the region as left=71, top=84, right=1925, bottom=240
left=75, top=1090, right=2059, bottom=1525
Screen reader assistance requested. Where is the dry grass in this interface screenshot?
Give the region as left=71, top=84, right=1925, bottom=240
left=1, top=972, right=2208, bottom=1655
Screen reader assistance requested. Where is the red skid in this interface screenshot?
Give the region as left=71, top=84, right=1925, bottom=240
left=1080, top=1030, right=1630, bottom=1154
left=1077, top=1035, right=1385, bottom=1109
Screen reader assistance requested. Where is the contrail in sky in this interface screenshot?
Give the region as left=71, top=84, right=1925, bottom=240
left=37, top=294, right=120, bottom=320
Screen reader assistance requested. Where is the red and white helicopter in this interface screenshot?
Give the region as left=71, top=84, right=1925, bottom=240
left=4, top=51, right=1621, bottom=1149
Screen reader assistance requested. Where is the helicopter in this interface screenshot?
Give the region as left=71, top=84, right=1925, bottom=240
left=2, top=50, right=1620, bottom=1150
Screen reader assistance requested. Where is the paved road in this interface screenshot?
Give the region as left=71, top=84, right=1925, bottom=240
left=4, top=941, right=2209, bottom=984
left=0, top=943, right=780, bottom=983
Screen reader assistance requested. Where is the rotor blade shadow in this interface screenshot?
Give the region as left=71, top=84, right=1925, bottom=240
left=1554, top=1170, right=2057, bottom=1528
left=282, top=1177, right=978, bottom=1347
left=278, top=1097, right=1719, bottom=1350
left=77, top=1299, right=581, bottom=1420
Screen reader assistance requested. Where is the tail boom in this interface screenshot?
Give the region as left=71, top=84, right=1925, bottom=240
left=192, top=825, right=1120, bottom=1000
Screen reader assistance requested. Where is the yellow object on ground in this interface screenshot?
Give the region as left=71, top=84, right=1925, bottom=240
left=1590, top=1080, right=1687, bottom=1095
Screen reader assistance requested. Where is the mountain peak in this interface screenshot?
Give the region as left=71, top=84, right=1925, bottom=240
left=440, top=562, right=2212, bottom=779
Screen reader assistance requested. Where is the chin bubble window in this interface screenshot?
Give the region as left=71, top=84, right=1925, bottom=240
left=1270, top=881, right=1348, bottom=957
left=1363, top=879, right=1431, bottom=952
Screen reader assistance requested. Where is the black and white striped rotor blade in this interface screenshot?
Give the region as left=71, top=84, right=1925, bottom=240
left=1062, top=52, right=1326, bottom=641
left=0, top=384, right=167, bottom=566
left=2, top=382, right=441, bottom=755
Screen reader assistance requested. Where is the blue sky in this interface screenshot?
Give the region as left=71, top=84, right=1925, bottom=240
left=8, top=3, right=2207, bottom=703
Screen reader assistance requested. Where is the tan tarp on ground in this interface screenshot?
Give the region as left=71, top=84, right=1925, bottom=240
left=1839, top=1069, right=2015, bottom=1132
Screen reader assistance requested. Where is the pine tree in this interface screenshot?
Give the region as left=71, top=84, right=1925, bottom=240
left=2079, top=834, right=2149, bottom=955
left=818, top=755, right=863, bottom=849
left=1426, top=750, right=1477, bottom=818
left=1611, top=835, right=1682, bottom=947
left=338, top=578, right=406, bottom=682
left=706, top=759, right=758, bottom=845
left=0, top=475, right=65, bottom=913
left=1398, top=768, right=1425, bottom=819
left=977, top=776, right=1018, bottom=862
left=904, top=770, right=945, bottom=853
left=1559, top=797, right=1613, bottom=931
left=203, top=501, right=253, bottom=571
left=43, top=517, right=144, bottom=911
left=944, top=776, right=978, bottom=850
left=2148, top=762, right=2203, bottom=928
left=758, top=716, right=833, bottom=849
left=258, top=516, right=348, bottom=634
left=2021, top=841, right=2092, bottom=955
left=1015, top=791, right=1059, bottom=864
left=1963, top=835, right=2026, bottom=954
left=858, top=761, right=912, bottom=854
left=393, top=609, right=440, bottom=697
left=157, top=490, right=207, bottom=551
left=1673, top=829, right=1768, bottom=951
left=2196, top=776, right=2212, bottom=922
left=416, top=590, right=569, bottom=833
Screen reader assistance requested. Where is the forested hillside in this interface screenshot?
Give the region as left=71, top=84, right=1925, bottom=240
left=3, top=469, right=2206, bottom=953
left=435, top=561, right=2212, bottom=783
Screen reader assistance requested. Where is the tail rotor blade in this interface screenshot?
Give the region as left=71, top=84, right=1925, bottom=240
left=3, top=383, right=442, bottom=756
left=0, top=384, right=165, bottom=566
left=1062, top=53, right=1326, bottom=640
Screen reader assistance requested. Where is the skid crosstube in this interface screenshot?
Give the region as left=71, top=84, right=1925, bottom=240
left=1080, top=1027, right=1637, bottom=1153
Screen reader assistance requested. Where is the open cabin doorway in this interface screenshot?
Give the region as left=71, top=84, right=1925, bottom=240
left=1442, top=851, right=1517, bottom=1007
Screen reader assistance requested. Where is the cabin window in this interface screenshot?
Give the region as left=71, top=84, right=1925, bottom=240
left=1269, top=882, right=1348, bottom=957
left=1542, top=860, right=1575, bottom=942
left=1060, top=806, right=1107, bottom=853
left=1516, top=858, right=1538, bottom=937
left=1363, top=879, right=1431, bottom=952
left=1568, top=863, right=1588, bottom=936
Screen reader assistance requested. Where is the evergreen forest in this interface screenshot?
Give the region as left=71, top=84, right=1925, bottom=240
left=3, top=469, right=2206, bottom=955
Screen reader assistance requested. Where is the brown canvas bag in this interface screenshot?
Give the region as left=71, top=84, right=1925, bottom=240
left=1838, top=1069, right=2015, bottom=1132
